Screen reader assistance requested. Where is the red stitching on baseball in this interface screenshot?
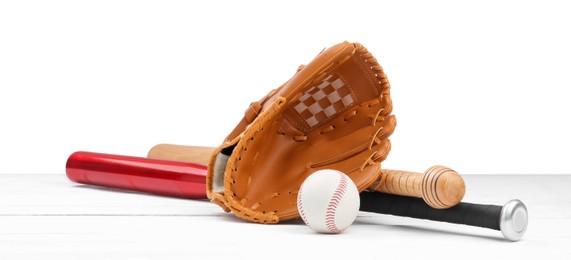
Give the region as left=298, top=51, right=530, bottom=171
left=297, top=183, right=311, bottom=229
left=325, top=172, right=349, bottom=233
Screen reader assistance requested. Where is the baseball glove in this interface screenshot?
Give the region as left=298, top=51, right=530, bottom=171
left=208, top=41, right=396, bottom=223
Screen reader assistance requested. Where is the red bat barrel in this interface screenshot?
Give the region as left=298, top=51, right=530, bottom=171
left=66, top=151, right=208, bottom=199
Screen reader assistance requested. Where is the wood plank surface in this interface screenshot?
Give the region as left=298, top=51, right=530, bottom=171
left=1, top=174, right=569, bottom=259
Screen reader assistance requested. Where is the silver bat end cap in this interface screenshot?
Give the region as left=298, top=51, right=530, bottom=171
left=499, top=199, right=528, bottom=241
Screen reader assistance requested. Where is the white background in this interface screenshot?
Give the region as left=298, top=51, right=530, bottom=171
left=1, top=0, right=570, bottom=174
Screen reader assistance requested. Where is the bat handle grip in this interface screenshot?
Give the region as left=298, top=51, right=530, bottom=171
left=371, top=166, right=465, bottom=209
left=359, top=191, right=528, bottom=241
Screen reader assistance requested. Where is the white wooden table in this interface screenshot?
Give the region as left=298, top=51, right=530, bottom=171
left=1, top=174, right=569, bottom=259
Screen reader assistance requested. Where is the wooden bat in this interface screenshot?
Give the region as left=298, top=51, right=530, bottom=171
left=148, top=144, right=466, bottom=209
left=147, top=144, right=213, bottom=166
left=66, top=150, right=527, bottom=241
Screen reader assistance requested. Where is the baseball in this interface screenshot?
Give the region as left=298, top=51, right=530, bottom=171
left=297, top=169, right=360, bottom=234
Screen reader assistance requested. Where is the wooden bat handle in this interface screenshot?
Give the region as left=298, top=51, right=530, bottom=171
left=375, top=169, right=424, bottom=198
left=371, top=166, right=466, bottom=209
left=147, top=144, right=465, bottom=208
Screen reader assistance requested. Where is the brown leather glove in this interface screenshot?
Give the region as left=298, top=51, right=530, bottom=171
left=207, top=41, right=396, bottom=223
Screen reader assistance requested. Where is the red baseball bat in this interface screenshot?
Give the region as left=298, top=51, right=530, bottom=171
left=66, top=151, right=207, bottom=199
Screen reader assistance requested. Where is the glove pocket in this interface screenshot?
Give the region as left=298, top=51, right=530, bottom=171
left=308, top=143, right=384, bottom=192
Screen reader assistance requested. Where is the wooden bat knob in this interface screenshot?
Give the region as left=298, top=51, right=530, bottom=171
left=376, top=166, right=465, bottom=209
